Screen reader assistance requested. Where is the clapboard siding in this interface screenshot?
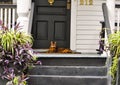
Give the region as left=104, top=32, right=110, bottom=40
left=76, top=0, right=105, bottom=53
left=77, top=30, right=100, bottom=35
left=75, top=0, right=120, bottom=53
left=77, top=16, right=104, bottom=21
left=76, top=40, right=98, bottom=45
left=77, top=6, right=102, bottom=11
left=76, top=50, right=98, bottom=53
left=77, top=35, right=99, bottom=40
left=76, top=45, right=99, bottom=50
left=77, top=21, right=101, bottom=26
left=77, top=11, right=103, bottom=16
left=77, top=26, right=101, bottom=30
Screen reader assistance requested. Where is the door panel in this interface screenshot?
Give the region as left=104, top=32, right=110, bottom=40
left=37, top=7, right=66, bottom=15
left=32, top=0, right=70, bottom=48
left=36, top=21, right=48, bottom=40
left=54, top=21, right=66, bottom=40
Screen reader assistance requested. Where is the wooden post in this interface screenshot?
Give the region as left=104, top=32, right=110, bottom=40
left=106, top=0, right=115, bottom=33
left=17, top=0, right=31, bottom=33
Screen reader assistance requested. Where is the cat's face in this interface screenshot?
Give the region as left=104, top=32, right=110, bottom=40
left=50, top=41, right=56, bottom=48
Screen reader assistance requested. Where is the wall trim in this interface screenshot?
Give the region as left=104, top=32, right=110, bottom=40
left=28, top=2, right=34, bottom=33
left=70, top=0, right=77, bottom=51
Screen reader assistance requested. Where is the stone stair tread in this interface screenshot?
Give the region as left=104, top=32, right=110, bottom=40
left=28, top=54, right=108, bottom=85
left=29, top=65, right=107, bottom=76
left=28, top=75, right=108, bottom=85
left=29, top=75, right=108, bottom=78
left=32, top=65, right=107, bottom=68
left=38, top=57, right=107, bottom=66
left=34, top=53, right=107, bottom=58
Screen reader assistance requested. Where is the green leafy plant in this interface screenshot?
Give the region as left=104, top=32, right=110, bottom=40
left=6, top=74, right=28, bottom=85
left=108, top=31, right=120, bottom=85
left=0, top=27, right=33, bottom=53
left=0, top=21, right=40, bottom=85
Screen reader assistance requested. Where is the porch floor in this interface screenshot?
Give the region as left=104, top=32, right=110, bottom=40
left=34, top=52, right=107, bottom=58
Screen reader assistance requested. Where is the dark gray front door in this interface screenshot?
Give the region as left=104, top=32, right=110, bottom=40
left=32, top=0, right=70, bottom=49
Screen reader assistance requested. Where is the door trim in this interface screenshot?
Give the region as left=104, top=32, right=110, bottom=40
left=70, top=0, right=77, bottom=51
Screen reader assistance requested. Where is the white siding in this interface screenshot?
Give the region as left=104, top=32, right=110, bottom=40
left=75, top=0, right=106, bottom=53
left=116, top=0, right=120, bottom=4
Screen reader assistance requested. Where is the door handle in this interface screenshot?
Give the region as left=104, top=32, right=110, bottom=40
left=48, top=0, right=54, bottom=5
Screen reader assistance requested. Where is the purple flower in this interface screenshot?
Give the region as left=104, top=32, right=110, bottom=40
left=35, top=61, right=42, bottom=65
left=8, top=68, right=14, bottom=73
left=4, top=60, right=9, bottom=64
left=0, top=20, right=3, bottom=25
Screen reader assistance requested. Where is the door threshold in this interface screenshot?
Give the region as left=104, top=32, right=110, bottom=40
left=33, top=49, right=107, bottom=58
left=34, top=53, right=106, bottom=58
left=33, top=49, right=49, bottom=53
left=33, top=49, right=48, bottom=52
left=33, top=49, right=81, bottom=54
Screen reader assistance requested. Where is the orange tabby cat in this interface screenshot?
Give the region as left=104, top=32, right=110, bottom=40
left=47, top=41, right=57, bottom=53
left=57, top=48, right=72, bottom=53
left=47, top=41, right=72, bottom=53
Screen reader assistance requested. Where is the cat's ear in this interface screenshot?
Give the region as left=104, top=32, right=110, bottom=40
left=54, top=42, right=56, bottom=45
left=51, top=41, right=53, bottom=45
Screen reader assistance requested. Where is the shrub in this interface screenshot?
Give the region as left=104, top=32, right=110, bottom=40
left=0, top=21, right=37, bottom=85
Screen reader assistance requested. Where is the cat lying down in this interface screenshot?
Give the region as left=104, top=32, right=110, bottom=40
left=47, top=41, right=73, bottom=53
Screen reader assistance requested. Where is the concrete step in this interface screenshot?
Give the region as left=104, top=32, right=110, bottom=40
left=29, top=55, right=108, bottom=85
left=0, top=78, right=7, bottom=85
left=38, top=57, right=106, bottom=66
left=29, top=66, right=107, bottom=76
left=28, top=75, right=108, bottom=85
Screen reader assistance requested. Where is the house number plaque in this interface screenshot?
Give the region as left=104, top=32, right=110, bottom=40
left=80, top=0, right=93, bottom=5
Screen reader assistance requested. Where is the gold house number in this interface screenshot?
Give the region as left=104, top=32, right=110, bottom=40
left=80, top=0, right=93, bottom=5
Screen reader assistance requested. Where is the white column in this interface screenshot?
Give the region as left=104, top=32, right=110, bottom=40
left=17, top=0, right=31, bottom=33
left=106, top=0, right=115, bottom=33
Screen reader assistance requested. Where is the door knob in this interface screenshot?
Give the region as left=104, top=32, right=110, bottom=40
left=48, top=0, right=54, bottom=5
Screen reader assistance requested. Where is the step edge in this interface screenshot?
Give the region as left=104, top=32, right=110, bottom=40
left=29, top=75, right=108, bottom=78
left=32, top=66, right=107, bottom=68
left=34, top=54, right=107, bottom=58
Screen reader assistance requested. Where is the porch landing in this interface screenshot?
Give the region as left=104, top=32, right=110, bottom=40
left=34, top=53, right=107, bottom=58
left=33, top=49, right=107, bottom=58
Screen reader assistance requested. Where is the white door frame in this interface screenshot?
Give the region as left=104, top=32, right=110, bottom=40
left=70, top=0, right=77, bottom=51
